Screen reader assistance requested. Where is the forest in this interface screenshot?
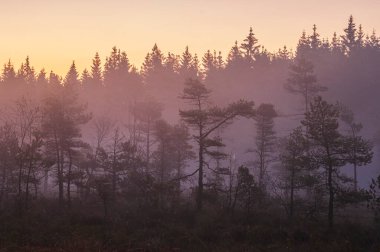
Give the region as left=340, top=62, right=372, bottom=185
left=0, top=15, right=380, bottom=251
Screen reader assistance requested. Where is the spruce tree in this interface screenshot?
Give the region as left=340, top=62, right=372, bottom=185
left=64, top=61, right=80, bottom=87
left=240, top=27, right=260, bottom=65
left=341, top=15, right=357, bottom=55
left=90, top=52, right=102, bottom=87
left=285, top=57, right=327, bottom=113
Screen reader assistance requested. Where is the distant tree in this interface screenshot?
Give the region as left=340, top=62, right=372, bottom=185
left=0, top=123, right=18, bottom=207
left=215, top=51, right=224, bottom=69
left=2, top=60, right=16, bottom=85
left=17, top=56, right=35, bottom=85
left=285, top=57, right=327, bottom=113
left=103, top=47, right=131, bottom=86
left=131, top=100, right=163, bottom=170
left=90, top=52, right=103, bottom=87
left=42, top=86, right=91, bottom=207
left=164, top=52, right=179, bottom=73
left=179, top=46, right=197, bottom=79
left=356, top=24, right=365, bottom=48
left=339, top=105, right=373, bottom=191
left=296, top=31, right=311, bottom=58
left=13, top=97, right=42, bottom=211
left=341, top=15, right=357, bottom=55
left=365, top=30, right=380, bottom=49
left=240, top=27, right=260, bottom=65
left=104, top=47, right=120, bottom=86
left=141, top=44, right=165, bottom=85
left=202, top=50, right=216, bottom=78
left=179, top=79, right=255, bottom=210
left=310, top=25, right=321, bottom=50
left=227, top=41, right=243, bottom=69
left=331, top=32, right=343, bottom=55
left=48, top=71, right=61, bottom=88
left=233, top=166, right=259, bottom=215
left=252, top=103, right=277, bottom=189
left=36, top=69, right=48, bottom=88
left=279, top=127, right=309, bottom=220
left=81, top=69, right=91, bottom=88
left=64, top=61, right=80, bottom=88
left=276, top=46, right=292, bottom=61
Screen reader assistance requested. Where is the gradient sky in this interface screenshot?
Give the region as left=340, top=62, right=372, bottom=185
left=0, top=0, right=379, bottom=76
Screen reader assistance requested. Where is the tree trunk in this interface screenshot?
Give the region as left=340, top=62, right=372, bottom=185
left=289, top=168, right=295, bottom=220
left=197, top=140, right=204, bottom=211
left=327, top=147, right=334, bottom=228
left=67, top=149, right=73, bottom=209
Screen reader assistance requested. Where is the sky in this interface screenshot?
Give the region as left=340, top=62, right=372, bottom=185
left=0, top=0, right=379, bottom=76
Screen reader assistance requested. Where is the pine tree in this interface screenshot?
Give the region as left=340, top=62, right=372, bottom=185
left=253, top=103, right=277, bottom=189
left=36, top=69, right=48, bottom=87
left=331, top=32, right=343, bottom=54
left=151, top=43, right=164, bottom=71
left=216, top=51, right=224, bottom=69
left=81, top=69, right=91, bottom=88
left=285, top=57, right=327, bottom=113
left=341, top=15, right=357, bottom=55
left=340, top=106, right=373, bottom=191
left=202, top=50, right=215, bottom=77
left=64, top=61, right=80, bottom=87
left=280, top=127, right=309, bottom=220
left=90, top=52, right=102, bottom=87
left=366, top=30, right=380, bottom=48
left=17, top=56, right=35, bottom=85
left=301, top=96, right=372, bottom=228
left=310, top=24, right=321, bottom=50
left=2, top=60, right=16, bottom=85
left=356, top=24, right=365, bottom=48
left=164, top=52, right=179, bottom=73
left=179, top=46, right=194, bottom=79
left=141, top=44, right=164, bottom=84
left=240, top=27, right=260, bottom=64
left=49, top=71, right=61, bottom=87
left=296, top=31, right=311, bottom=58
left=277, top=46, right=291, bottom=60
left=179, top=79, right=255, bottom=211
left=227, top=41, right=243, bottom=68
left=104, top=47, right=121, bottom=86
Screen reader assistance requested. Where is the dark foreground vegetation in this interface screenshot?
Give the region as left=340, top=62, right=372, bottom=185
left=1, top=16, right=380, bottom=251
left=1, top=198, right=379, bottom=252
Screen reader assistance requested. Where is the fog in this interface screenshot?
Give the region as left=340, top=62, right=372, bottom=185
left=0, top=16, right=380, bottom=251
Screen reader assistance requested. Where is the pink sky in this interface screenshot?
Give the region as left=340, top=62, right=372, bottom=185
left=0, top=0, right=379, bottom=75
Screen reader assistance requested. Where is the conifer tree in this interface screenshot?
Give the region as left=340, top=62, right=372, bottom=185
left=296, top=31, right=311, bottom=58
left=2, top=60, right=16, bottom=85
left=179, top=79, right=255, bottom=211
left=202, top=50, right=215, bottom=77
left=227, top=41, right=243, bottom=68
left=341, top=15, right=357, bottom=55
left=90, top=52, right=102, bottom=87
left=49, top=71, right=61, bottom=87
left=310, top=24, right=321, bottom=50
left=253, top=103, right=277, bottom=189
left=240, top=27, right=260, bottom=64
left=285, top=57, right=327, bottom=113
left=81, top=69, right=91, bottom=88
left=356, top=24, right=365, bottom=48
left=64, top=61, right=80, bottom=87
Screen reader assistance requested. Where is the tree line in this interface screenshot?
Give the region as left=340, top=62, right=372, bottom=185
left=0, top=15, right=379, bottom=250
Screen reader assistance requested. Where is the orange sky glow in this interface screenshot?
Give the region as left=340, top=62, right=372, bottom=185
left=0, top=0, right=379, bottom=76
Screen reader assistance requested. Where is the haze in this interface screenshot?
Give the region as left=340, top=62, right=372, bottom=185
left=1, top=1, right=380, bottom=251
left=0, top=0, right=379, bottom=74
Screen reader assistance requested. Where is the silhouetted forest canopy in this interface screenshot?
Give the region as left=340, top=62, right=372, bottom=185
left=1, top=16, right=380, bottom=251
